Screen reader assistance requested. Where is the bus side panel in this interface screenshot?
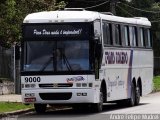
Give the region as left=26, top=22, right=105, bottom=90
left=100, top=48, right=153, bottom=102
left=131, top=49, right=153, bottom=96
left=139, top=49, right=153, bottom=96
left=101, top=48, right=131, bottom=101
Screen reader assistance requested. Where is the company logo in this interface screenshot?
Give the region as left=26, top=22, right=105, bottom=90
left=53, top=83, right=58, bottom=87
left=66, top=76, right=85, bottom=83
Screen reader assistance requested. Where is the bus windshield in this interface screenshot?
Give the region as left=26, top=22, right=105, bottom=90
left=23, top=40, right=90, bottom=72
left=22, top=23, right=92, bottom=73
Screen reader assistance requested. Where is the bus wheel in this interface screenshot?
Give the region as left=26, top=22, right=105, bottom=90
left=34, top=103, right=47, bottom=113
left=135, top=83, right=140, bottom=105
left=92, top=90, right=103, bottom=112
left=127, top=83, right=136, bottom=107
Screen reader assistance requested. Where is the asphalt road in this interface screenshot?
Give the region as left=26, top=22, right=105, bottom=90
left=3, top=92, right=160, bottom=120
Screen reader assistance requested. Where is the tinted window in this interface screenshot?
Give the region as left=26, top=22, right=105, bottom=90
left=144, top=28, right=151, bottom=48
left=129, top=26, right=137, bottom=47
left=124, top=25, right=130, bottom=46
left=115, top=24, right=121, bottom=45
left=140, top=28, right=144, bottom=47
left=23, top=40, right=90, bottom=72
left=102, top=22, right=112, bottom=45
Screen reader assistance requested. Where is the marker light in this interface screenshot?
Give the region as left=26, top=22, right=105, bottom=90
left=24, top=84, right=36, bottom=88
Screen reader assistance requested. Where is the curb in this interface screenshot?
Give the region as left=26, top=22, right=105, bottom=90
left=0, top=108, right=34, bottom=118
left=0, top=106, right=71, bottom=118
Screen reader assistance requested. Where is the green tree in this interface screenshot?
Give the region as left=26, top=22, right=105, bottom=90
left=116, top=0, right=160, bottom=57
left=150, top=2, right=160, bottom=56
left=0, top=0, right=16, bottom=47
left=0, top=0, right=66, bottom=48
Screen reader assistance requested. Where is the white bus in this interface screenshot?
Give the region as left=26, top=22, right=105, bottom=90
left=21, top=8, right=153, bottom=113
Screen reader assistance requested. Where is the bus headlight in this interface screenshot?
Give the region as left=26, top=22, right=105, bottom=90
left=89, top=83, right=93, bottom=87
left=76, top=83, right=93, bottom=87
left=21, top=84, right=24, bottom=88
left=25, top=84, right=30, bottom=88
left=76, top=83, right=81, bottom=87
left=25, top=93, right=35, bottom=97
left=23, top=84, right=36, bottom=88
left=30, top=84, right=36, bottom=88
left=82, top=83, right=87, bottom=87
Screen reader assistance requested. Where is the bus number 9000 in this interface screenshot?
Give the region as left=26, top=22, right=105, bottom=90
left=24, top=77, right=41, bottom=83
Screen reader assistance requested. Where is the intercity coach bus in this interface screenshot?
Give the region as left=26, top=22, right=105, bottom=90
left=21, top=8, right=153, bottom=113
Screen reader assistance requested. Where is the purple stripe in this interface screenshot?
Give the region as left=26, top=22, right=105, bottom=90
left=127, top=49, right=133, bottom=98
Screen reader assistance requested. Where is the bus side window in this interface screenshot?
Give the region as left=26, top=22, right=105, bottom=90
left=148, top=29, right=152, bottom=47
left=144, top=28, right=151, bottom=48
left=134, top=27, right=138, bottom=47
left=114, top=24, right=122, bottom=46
left=102, top=21, right=112, bottom=45
left=140, top=28, right=144, bottom=47
left=129, top=26, right=138, bottom=47
left=124, top=25, right=130, bottom=46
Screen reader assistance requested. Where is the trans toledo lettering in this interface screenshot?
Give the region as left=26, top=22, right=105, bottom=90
left=105, top=51, right=128, bottom=64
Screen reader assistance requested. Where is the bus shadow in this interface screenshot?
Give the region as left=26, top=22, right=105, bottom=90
left=23, top=102, right=149, bottom=118
left=102, top=102, right=149, bottom=113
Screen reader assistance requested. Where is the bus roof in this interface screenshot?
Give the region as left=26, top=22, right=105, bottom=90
left=23, top=9, right=151, bottom=26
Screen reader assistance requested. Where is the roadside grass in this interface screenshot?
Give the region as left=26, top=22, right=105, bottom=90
left=0, top=102, right=33, bottom=113
left=153, top=76, right=160, bottom=92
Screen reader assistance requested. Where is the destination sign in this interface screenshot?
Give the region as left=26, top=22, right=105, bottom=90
left=23, top=24, right=90, bottom=39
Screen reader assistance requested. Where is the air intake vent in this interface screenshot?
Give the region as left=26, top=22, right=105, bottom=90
left=64, top=8, right=85, bottom=11
left=39, top=83, right=73, bottom=88
left=39, top=93, right=72, bottom=100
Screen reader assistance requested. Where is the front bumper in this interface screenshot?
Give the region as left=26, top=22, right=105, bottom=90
left=22, top=88, right=100, bottom=104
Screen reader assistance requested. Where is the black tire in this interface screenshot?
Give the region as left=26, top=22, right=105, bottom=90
left=91, top=90, right=103, bottom=112
left=135, top=83, right=140, bottom=105
left=127, top=83, right=136, bottom=107
left=34, top=103, right=47, bottom=114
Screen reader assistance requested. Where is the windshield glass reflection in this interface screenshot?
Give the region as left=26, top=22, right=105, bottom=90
left=24, top=40, right=90, bottom=72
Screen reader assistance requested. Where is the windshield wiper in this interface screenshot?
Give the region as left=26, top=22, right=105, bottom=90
left=40, top=48, right=72, bottom=72
left=40, top=57, right=53, bottom=72
left=61, top=50, right=72, bottom=71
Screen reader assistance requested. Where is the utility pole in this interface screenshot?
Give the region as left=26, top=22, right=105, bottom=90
left=13, top=42, right=21, bottom=94
left=110, top=0, right=116, bottom=15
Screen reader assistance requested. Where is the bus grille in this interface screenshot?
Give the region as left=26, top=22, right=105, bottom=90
left=39, top=93, right=72, bottom=100
left=39, top=83, right=73, bottom=88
